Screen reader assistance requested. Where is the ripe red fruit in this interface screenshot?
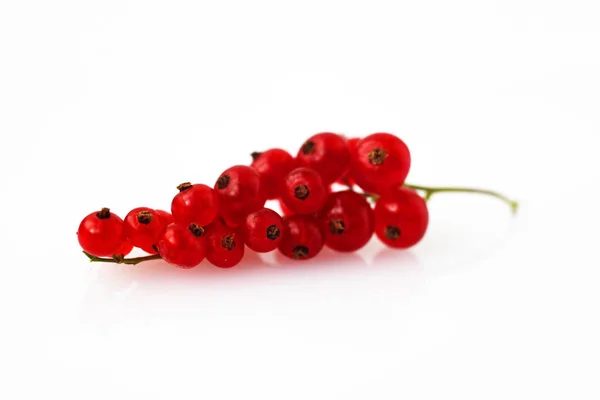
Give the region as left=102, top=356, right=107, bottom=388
left=278, top=198, right=295, bottom=217
left=156, top=223, right=207, bottom=268
left=251, top=149, right=296, bottom=199
left=350, top=133, right=411, bottom=194
left=374, top=187, right=429, bottom=248
left=317, top=190, right=374, bottom=252
left=171, top=183, right=219, bottom=227
left=337, top=137, right=360, bottom=186
left=124, top=207, right=167, bottom=254
left=278, top=215, right=324, bottom=260
left=115, top=240, right=134, bottom=256
left=155, top=209, right=175, bottom=226
left=215, top=165, right=266, bottom=226
left=77, top=208, right=126, bottom=257
left=280, top=167, right=328, bottom=215
left=206, top=221, right=245, bottom=268
left=296, top=132, right=351, bottom=184
left=242, top=208, right=284, bottom=253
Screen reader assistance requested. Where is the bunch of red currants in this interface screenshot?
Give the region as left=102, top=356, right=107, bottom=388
left=77, top=132, right=485, bottom=269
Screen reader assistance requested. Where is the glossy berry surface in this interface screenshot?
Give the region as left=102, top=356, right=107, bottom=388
left=296, top=132, right=351, bottom=184
left=156, top=223, right=207, bottom=268
left=124, top=207, right=166, bottom=254
left=171, top=183, right=219, bottom=227
left=278, top=215, right=324, bottom=260
left=115, top=240, right=134, bottom=256
left=155, top=209, right=175, bottom=226
left=350, top=132, right=411, bottom=194
left=215, top=165, right=266, bottom=226
left=374, top=187, right=429, bottom=248
left=206, top=221, right=245, bottom=268
left=280, top=167, right=328, bottom=215
left=251, top=148, right=296, bottom=199
left=77, top=208, right=126, bottom=257
left=242, top=208, right=284, bottom=253
left=337, top=137, right=360, bottom=186
left=318, top=190, right=374, bottom=252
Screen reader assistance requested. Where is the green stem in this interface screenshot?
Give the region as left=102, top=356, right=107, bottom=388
left=403, top=183, right=519, bottom=213
left=83, top=251, right=162, bottom=265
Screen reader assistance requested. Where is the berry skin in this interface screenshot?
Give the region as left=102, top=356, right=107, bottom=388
left=278, top=215, right=324, bottom=260
left=155, top=209, right=175, bottom=226
left=251, top=149, right=296, bottom=199
left=206, top=221, right=245, bottom=268
left=156, top=223, right=207, bottom=268
left=317, top=190, right=374, bottom=252
left=337, top=137, right=360, bottom=186
left=215, top=165, right=266, bottom=226
left=124, top=207, right=167, bottom=254
left=350, top=133, right=411, bottom=194
left=296, top=132, right=351, bottom=184
left=171, top=183, right=219, bottom=227
left=280, top=167, right=328, bottom=215
left=278, top=198, right=296, bottom=217
left=374, top=187, right=429, bottom=248
left=242, top=208, right=284, bottom=253
left=77, top=208, right=126, bottom=257
left=115, top=240, right=134, bottom=256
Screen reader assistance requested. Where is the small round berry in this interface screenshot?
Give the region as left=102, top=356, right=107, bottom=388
left=280, top=168, right=328, bottom=215
left=251, top=149, right=296, bottom=199
left=296, top=132, right=351, bottom=184
left=77, top=208, right=126, bottom=257
left=350, top=133, right=411, bottom=194
left=277, top=215, right=324, bottom=260
left=206, top=221, right=245, bottom=268
left=317, top=190, right=374, bottom=252
left=155, top=209, right=175, bottom=226
left=374, top=187, right=428, bottom=248
left=242, top=208, right=284, bottom=253
left=156, top=223, right=207, bottom=268
left=124, top=207, right=167, bottom=254
left=115, top=240, right=134, bottom=257
left=336, top=137, right=360, bottom=186
left=171, top=183, right=219, bottom=227
left=278, top=198, right=295, bottom=217
left=215, top=165, right=266, bottom=226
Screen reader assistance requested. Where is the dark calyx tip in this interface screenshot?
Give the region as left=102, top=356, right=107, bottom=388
left=385, top=226, right=400, bottom=240
left=292, top=246, right=309, bottom=259
left=177, top=182, right=193, bottom=192
left=97, top=208, right=111, bottom=219
left=301, top=140, right=315, bottom=155
left=137, top=211, right=153, bottom=224
left=329, top=218, right=345, bottom=234
left=251, top=151, right=263, bottom=161
left=217, top=175, right=230, bottom=190
left=188, top=223, right=206, bottom=237
left=266, top=225, right=281, bottom=240
left=294, top=184, right=310, bottom=200
left=368, top=148, right=387, bottom=165
left=221, top=234, right=236, bottom=250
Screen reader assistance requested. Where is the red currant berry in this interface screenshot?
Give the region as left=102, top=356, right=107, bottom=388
left=215, top=165, right=266, bottom=226
left=278, top=198, right=295, bottom=217
left=77, top=208, right=126, bottom=257
left=336, top=137, right=360, bottom=186
left=123, top=207, right=167, bottom=254
left=251, top=149, right=296, bottom=199
left=277, top=215, right=324, bottom=260
left=242, top=208, right=284, bottom=253
left=374, top=187, right=428, bottom=248
left=350, top=133, right=411, bottom=194
left=115, top=240, right=134, bottom=257
left=156, top=223, right=207, bottom=268
left=206, top=221, right=245, bottom=268
left=280, top=167, right=328, bottom=215
left=317, top=190, right=374, bottom=252
left=296, top=132, right=351, bottom=184
left=155, top=209, right=175, bottom=226
left=171, top=182, right=219, bottom=227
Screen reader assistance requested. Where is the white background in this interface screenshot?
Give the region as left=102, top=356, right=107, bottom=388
left=1, top=1, right=599, bottom=399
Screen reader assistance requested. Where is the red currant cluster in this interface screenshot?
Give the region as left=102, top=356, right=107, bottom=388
left=77, top=132, right=516, bottom=269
